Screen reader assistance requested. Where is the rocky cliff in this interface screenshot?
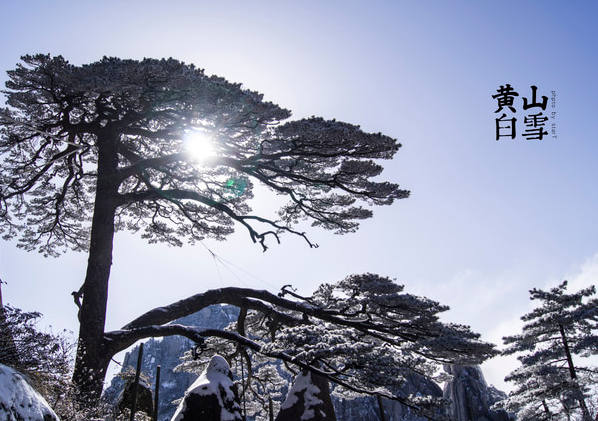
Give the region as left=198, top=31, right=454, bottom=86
left=333, top=371, right=443, bottom=421
left=443, top=365, right=513, bottom=421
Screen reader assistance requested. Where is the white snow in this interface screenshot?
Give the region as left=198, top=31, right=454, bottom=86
left=280, top=371, right=323, bottom=420
left=0, top=364, right=59, bottom=421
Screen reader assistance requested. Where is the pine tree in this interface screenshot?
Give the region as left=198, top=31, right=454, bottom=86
left=174, top=274, right=497, bottom=420
left=0, top=54, right=408, bottom=400
left=497, top=281, right=598, bottom=421
left=0, top=56, right=493, bottom=412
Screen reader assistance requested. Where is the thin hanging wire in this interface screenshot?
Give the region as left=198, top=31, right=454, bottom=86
left=215, top=254, right=281, bottom=291
left=196, top=240, right=225, bottom=284
left=196, top=240, right=282, bottom=292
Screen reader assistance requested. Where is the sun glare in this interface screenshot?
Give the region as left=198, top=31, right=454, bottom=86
left=184, top=131, right=215, bottom=162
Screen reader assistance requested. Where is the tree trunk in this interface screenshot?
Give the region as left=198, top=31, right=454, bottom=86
left=72, top=132, right=120, bottom=404
left=558, top=323, right=592, bottom=421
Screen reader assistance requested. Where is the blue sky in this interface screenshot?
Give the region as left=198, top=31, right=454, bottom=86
left=1, top=1, right=597, bottom=390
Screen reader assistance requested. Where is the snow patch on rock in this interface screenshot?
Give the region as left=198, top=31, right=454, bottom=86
left=277, top=370, right=335, bottom=421
left=171, top=355, right=241, bottom=421
left=281, top=371, right=323, bottom=419
left=0, top=364, right=59, bottom=421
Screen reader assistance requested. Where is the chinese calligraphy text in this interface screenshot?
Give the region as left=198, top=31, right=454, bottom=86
left=492, top=84, right=555, bottom=141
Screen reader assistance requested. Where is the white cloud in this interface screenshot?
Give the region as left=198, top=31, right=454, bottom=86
left=482, top=315, right=524, bottom=392
left=565, top=252, right=598, bottom=292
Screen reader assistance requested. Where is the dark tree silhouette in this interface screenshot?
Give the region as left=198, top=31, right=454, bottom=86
left=497, top=281, right=598, bottom=421
left=0, top=54, right=408, bottom=401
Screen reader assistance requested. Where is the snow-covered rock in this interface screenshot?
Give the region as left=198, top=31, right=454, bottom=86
left=443, top=365, right=512, bottom=421
left=276, top=369, right=336, bottom=421
left=0, top=364, right=59, bottom=421
left=171, top=355, right=241, bottom=421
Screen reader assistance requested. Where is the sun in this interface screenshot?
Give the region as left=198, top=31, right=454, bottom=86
left=184, top=130, right=215, bottom=162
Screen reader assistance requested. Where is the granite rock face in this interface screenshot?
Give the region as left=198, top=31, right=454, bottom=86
left=333, top=371, right=443, bottom=421
left=443, top=365, right=512, bottom=421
